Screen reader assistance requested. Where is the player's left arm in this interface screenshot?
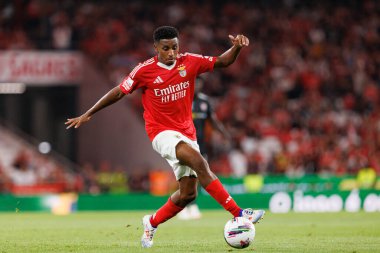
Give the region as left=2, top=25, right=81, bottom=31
left=214, top=34, right=249, bottom=68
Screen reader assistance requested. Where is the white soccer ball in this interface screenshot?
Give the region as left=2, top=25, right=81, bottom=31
left=224, top=217, right=255, bottom=249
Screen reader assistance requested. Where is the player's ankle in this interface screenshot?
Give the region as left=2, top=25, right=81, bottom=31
left=149, top=216, right=158, bottom=228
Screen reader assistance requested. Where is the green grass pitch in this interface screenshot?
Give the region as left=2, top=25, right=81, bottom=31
left=0, top=210, right=379, bottom=253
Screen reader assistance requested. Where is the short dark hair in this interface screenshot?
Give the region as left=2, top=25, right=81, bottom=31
left=153, top=26, right=179, bottom=42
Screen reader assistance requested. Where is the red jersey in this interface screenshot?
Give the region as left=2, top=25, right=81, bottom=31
left=119, top=53, right=216, bottom=141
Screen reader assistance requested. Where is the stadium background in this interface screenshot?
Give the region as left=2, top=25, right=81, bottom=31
left=0, top=0, right=380, bottom=215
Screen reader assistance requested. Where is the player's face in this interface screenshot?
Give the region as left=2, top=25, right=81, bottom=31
left=154, top=38, right=179, bottom=66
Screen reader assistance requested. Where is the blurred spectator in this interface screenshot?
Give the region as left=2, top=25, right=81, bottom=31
left=96, top=160, right=128, bottom=193
left=79, top=162, right=100, bottom=194
left=128, top=170, right=150, bottom=192
left=5, top=150, right=38, bottom=186
left=0, top=0, right=380, bottom=181
left=50, top=11, right=76, bottom=50
left=0, top=162, right=10, bottom=192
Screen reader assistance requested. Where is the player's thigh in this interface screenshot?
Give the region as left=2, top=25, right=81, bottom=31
left=152, top=130, right=201, bottom=180
left=176, top=141, right=208, bottom=172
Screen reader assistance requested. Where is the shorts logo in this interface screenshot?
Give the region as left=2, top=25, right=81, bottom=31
left=177, top=64, right=187, bottom=77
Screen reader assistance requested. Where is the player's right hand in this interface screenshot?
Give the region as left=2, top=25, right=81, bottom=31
left=65, top=114, right=92, bottom=129
left=228, top=34, right=249, bottom=48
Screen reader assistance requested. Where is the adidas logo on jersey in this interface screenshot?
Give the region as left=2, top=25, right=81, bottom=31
left=153, top=76, right=163, bottom=84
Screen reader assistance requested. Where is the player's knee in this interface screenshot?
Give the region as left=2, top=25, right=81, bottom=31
left=192, top=157, right=210, bottom=175
left=180, top=191, right=197, bottom=204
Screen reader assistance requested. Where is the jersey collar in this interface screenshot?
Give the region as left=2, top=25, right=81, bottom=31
left=157, top=60, right=177, bottom=70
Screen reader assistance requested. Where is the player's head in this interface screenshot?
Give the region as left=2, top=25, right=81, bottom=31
left=153, top=26, right=179, bottom=66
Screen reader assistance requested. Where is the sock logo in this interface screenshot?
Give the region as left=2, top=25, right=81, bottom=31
left=225, top=196, right=232, bottom=204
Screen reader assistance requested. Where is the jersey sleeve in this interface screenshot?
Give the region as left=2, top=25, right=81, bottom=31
left=118, top=64, right=144, bottom=94
left=186, top=53, right=217, bottom=75
left=198, top=55, right=216, bottom=74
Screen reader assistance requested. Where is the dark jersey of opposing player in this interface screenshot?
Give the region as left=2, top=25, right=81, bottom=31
left=192, top=92, right=212, bottom=155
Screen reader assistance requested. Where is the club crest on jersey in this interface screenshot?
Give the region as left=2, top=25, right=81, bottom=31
left=177, top=64, right=187, bottom=77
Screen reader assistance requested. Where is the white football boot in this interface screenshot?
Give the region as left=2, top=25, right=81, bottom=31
left=141, top=215, right=157, bottom=248
left=241, top=208, right=265, bottom=224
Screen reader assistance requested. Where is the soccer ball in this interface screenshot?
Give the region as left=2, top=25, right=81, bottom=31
left=224, top=217, right=255, bottom=249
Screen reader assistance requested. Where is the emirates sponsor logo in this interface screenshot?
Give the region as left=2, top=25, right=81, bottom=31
left=154, top=81, right=190, bottom=103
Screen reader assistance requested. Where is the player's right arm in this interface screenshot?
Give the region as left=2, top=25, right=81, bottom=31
left=65, top=86, right=125, bottom=129
left=65, top=61, right=145, bottom=129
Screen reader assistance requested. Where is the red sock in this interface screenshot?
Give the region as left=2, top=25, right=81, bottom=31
left=205, top=179, right=241, bottom=217
left=150, top=197, right=183, bottom=227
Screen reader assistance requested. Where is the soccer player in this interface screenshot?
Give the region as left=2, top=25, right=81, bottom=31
left=65, top=26, right=265, bottom=248
left=178, top=77, right=231, bottom=220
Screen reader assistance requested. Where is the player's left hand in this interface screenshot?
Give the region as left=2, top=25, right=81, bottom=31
left=228, top=34, right=249, bottom=48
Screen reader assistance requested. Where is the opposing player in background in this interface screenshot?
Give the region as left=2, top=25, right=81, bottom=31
left=65, top=26, right=265, bottom=248
left=178, top=77, right=231, bottom=220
